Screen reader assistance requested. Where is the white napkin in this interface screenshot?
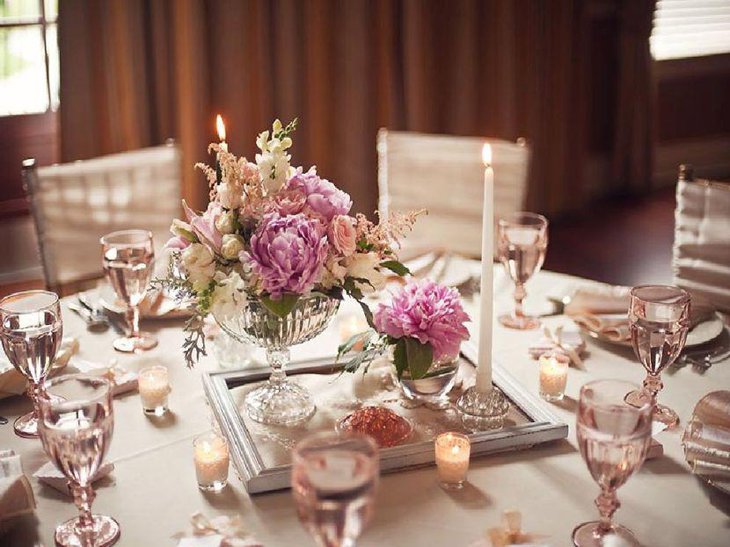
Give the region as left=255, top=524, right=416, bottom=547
left=33, top=461, right=114, bottom=495
left=0, top=450, right=35, bottom=521
left=70, top=359, right=138, bottom=396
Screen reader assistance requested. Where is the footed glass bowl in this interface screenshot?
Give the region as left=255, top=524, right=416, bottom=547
left=215, top=294, right=340, bottom=426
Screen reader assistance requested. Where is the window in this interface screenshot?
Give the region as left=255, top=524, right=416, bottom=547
left=0, top=0, right=58, bottom=116
left=651, top=0, right=730, bottom=61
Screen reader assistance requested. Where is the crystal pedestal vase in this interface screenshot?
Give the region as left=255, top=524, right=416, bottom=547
left=215, top=295, right=340, bottom=426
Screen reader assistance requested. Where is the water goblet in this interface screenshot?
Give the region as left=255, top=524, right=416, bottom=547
left=625, top=285, right=690, bottom=428
left=497, top=212, right=548, bottom=330
left=38, top=374, right=120, bottom=547
left=101, top=229, right=157, bottom=353
left=573, top=379, right=652, bottom=547
left=292, top=431, right=379, bottom=547
left=0, top=290, right=62, bottom=438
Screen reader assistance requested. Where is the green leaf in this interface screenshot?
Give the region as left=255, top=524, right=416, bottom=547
left=356, top=300, right=375, bottom=329
left=404, top=338, right=433, bottom=380
left=380, top=260, right=410, bottom=277
left=260, top=294, right=299, bottom=318
left=392, top=338, right=408, bottom=379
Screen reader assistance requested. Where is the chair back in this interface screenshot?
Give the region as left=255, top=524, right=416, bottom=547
left=673, top=164, right=730, bottom=312
left=377, top=129, right=530, bottom=258
left=22, top=143, right=181, bottom=293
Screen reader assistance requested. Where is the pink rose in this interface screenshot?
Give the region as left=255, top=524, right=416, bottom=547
left=328, top=215, right=357, bottom=256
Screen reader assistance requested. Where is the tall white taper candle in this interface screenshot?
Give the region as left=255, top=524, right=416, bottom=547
left=475, top=143, right=494, bottom=393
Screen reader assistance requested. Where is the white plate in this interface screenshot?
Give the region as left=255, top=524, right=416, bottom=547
left=686, top=315, right=725, bottom=347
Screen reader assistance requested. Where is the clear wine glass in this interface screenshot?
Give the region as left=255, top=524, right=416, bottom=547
left=625, top=285, right=690, bottom=428
left=292, top=431, right=379, bottom=547
left=497, top=212, right=548, bottom=330
left=38, top=374, right=119, bottom=547
left=573, top=379, right=652, bottom=547
left=101, top=229, right=157, bottom=353
left=0, top=290, right=62, bottom=438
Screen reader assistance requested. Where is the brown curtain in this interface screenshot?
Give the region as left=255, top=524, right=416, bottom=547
left=58, top=0, right=654, bottom=217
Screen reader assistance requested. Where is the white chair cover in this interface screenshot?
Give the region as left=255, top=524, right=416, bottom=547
left=673, top=165, right=730, bottom=312
left=377, top=129, right=530, bottom=258
left=23, top=144, right=181, bottom=291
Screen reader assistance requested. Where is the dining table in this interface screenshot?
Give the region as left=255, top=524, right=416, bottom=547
left=2, top=264, right=729, bottom=547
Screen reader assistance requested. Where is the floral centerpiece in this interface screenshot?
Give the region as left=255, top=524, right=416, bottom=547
left=159, top=119, right=420, bottom=425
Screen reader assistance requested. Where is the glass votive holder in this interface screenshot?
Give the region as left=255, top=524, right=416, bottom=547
left=193, top=432, right=229, bottom=492
left=434, top=432, right=471, bottom=490
left=338, top=313, right=368, bottom=351
left=538, top=352, right=569, bottom=402
left=138, top=365, right=171, bottom=416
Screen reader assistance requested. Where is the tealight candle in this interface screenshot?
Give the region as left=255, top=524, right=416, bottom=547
left=435, top=432, right=471, bottom=489
left=338, top=313, right=368, bottom=351
left=138, top=365, right=171, bottom=416
left=193, top=432, right=229, bottom=491
left=538, top=352, right=569, bottom=402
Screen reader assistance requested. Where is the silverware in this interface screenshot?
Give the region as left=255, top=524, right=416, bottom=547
left=77, top=294, right=126, bottom=335
left=67, top=302, right=110, bottom=333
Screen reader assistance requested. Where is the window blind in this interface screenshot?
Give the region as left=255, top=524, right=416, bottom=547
left=651, top=0, right=730, bottom=60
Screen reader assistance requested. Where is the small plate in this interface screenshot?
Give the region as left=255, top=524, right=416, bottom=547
left=335, top=406, right=413, bottom=448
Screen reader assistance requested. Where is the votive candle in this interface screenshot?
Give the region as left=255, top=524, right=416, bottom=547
left=435, top=432, right=471, bottom=489
left=538, top=352, right=569, bottom=402
left=338, top=313, right=368, bottom=351
left=138, top=365, right=171, bottom=416
left=194, top=432, right=229, bottom=491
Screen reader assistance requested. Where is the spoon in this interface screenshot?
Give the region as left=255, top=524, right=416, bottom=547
left=67, top=302, right=109, bottom=333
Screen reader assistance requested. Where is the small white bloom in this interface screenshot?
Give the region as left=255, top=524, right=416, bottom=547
left=216, top=182, right=242, bottom=210
left=182, top=243, right=216, bottom=292
left=215, top=211, right=236, bottom=235
left=170, top=219, right=194, bottom=241
left=220, top=234, right=245, bottom=260
left=210, top=271, right=247, bottom=320
left=346, top=252, right=386, bottom=293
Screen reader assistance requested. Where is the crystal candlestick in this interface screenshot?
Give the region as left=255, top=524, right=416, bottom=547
left=456, top=385, right=509, bottom=432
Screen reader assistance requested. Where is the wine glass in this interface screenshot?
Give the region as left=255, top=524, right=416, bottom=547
left=292, top=431, right=379, bottom=547
left=573, top=379, right=652, bottom=547
left=101, top=229, right=157, bottom=353
left=37, top=374, right=119, bottom=547
left=497, top=212, right=548, bottom=330
left=0, top=290, right=62, bottom=438
left=625, top=285, right=690, bottom=428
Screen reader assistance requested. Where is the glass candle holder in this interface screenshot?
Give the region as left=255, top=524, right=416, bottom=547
left=539, top=352, right=569, bottom=402
left=338, top=313, right=368, bottom=351
left=138, top=365, right=171, bottom=416
left=193, top=432, right=229, bottom=491
left=434, top=432, right=470, bottom=489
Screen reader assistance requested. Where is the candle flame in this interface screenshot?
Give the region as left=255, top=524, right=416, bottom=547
left=216, top=114, right=226, bottom=142
left=451, top=445, right=460, bottom=455
left=482, top=143, right=492, bottom=167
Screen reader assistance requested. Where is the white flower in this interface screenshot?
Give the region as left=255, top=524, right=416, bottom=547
left=215, top=211, right=236, bottom=235
left=220, top=234, right=245, bottom=260
left=255, top=120, right=293, bottom=195
left=346, top=252, right=386, bottom=293
left=320, top=256, right=348, bottom=290
left=182, top=243, right=216, bottom=292
left=170, top=219, right=195, bottom=241
left=210, top=271, right=247, bottom=320
left=216, top=182, right=242, bottom=210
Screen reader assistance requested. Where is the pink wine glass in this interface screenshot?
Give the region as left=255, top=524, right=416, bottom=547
left=573, top=379, right=652, bottom=547
left=101, top=229, right=157, bottom=353
left=625, top=285, right=690, bottom=428
left=0, top=290, right=62, bottom=438
left=497, top=212, right=548, bottom=330
left=292, top=431, right=379, bottom=547
left=38, top=374, right=119, bottom=547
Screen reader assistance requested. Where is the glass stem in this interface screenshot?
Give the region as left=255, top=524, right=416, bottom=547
left=126, top=305, right=141, bottom=338
left=642, top=373, right=663, bottom=403
left=267, top=348, right=290, bottom=384
left=595, top=487, right=620, bottom=533
left=513, top=283, right=526, bottom=318
left=70, top=482, right=96, bottom=533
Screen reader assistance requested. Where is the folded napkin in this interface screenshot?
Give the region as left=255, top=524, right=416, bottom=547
left=0, top=336, right=79, bottom=399
left=529, top=325, right=587, bottom=368
left=682, top=391, right=730, bottom=488
left=0, top=450, right=35, bottom=521
left=172, top=512, right=262, bottom=547
left=33, top=461, right=115, bottom=495
left=70, top=359, right=138, bottom=396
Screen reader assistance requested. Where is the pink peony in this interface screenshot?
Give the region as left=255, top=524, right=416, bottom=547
left=374, top=279, right=470, bottom=362
left=328, top=215, right=357, bottom=256
left=249, top=213, right=329, bottom=297
left=183, top=201, right=223, bottom=253
left=287, top=167, right=352, bottom=222
left=271, top=189, right=306, bottom=216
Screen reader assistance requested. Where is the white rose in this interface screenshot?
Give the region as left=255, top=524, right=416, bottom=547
left=215, top=211, right=236, bottom=235
left=182, top=243, right=216, bottom=292
left=210, top=271, right=247, bottom=320
left=216, top=182, right=242, bottom=209
left=346, top=252, right=386, bottom=293
left=220, top=234, right=245, bottom=261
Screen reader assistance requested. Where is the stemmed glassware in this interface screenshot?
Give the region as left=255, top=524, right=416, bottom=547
left=497, top=212, right=548, bottom=330
left=573, top=379, right=652, bottom=547
left=625, top=285, right=690, bottom=428
left=37, top=374, right=119, bottom=547
left=101, top=229, right=157, bottom=353
left=0, top=290, right=62, bottom=438
left=292, top=432, right=379, bottom=547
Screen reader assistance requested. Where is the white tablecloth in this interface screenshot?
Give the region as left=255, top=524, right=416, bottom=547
left=1, top=267, right=729, bottom=546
